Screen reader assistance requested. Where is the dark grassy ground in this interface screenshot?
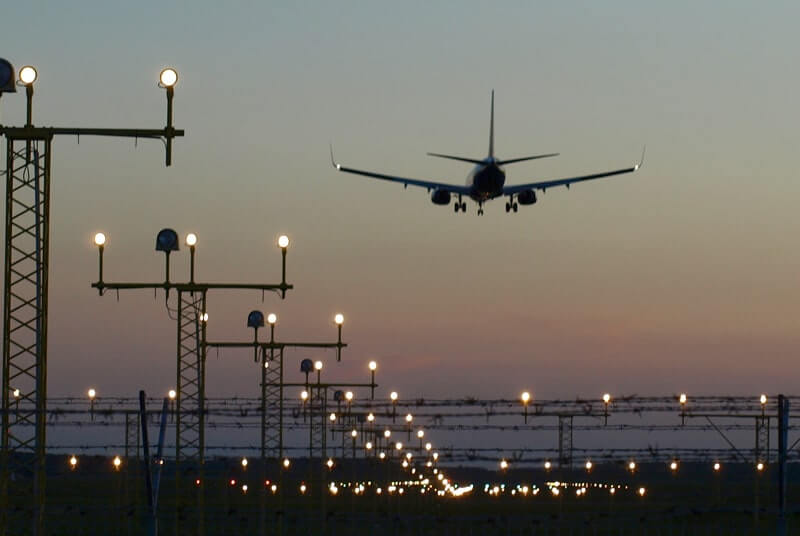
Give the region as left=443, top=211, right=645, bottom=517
left=4, top=456, right=800, bottom=535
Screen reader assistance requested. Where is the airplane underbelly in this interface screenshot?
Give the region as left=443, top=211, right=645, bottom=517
left=472, top=170, right=504, bottom=200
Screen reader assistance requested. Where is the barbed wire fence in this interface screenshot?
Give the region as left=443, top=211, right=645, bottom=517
left=25, top=394, right=799, bottom=465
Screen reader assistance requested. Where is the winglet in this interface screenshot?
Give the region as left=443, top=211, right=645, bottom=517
left=329, top=144, right=341, bottom=170
left=634, top=145, right=646, bottom=171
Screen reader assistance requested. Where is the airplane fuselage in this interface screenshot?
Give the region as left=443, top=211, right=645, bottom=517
left=467, top=158, right=506, bottom=201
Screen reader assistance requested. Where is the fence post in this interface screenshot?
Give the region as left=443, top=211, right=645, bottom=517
left=777, top=394, right=789, bottom=536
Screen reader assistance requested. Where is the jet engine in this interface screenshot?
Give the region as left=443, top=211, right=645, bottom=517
left=517, top=190, right=537, bottom=205
left=431, top=189, right=451, bottom=205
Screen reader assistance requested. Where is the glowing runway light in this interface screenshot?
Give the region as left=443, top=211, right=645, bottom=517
left=19, top=65, right=38, bottom=85
left=159, top=68, right=178, bottom=88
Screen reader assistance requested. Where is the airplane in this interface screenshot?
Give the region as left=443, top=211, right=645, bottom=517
left=331, top=91, right=644, bottom=215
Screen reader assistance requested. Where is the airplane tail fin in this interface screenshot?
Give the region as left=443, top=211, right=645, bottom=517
left=488, top=90, right=495, bottom=158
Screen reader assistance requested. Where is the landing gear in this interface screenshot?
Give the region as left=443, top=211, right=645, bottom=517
left=478, top=202, right=484, bottom=216
left=454, top=196, right=467, bottom=213
left=506, top=198, right=518, bottom=213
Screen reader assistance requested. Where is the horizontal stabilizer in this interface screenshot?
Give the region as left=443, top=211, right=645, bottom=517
left=427, top=152, right=485, bottom=165
left=497, top=153, right=559, bottom=166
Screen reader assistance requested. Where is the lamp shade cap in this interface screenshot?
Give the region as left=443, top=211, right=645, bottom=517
left=0, top=59, right=16, bottom=92
left=247, top=310, right=265, bottom=328
left=156, top=228, right=180, bottom=252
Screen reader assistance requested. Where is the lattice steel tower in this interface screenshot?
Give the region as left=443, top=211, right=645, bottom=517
left=1, top=61, right=183, bottom=536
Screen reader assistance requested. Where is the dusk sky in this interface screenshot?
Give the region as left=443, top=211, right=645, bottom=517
left=2, top=2, right=799, bottom=402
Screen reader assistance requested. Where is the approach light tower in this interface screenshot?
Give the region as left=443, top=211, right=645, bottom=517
left=206, top=310, right=348, bottom=461
left=91, top=230, right=291, bottom=536
left=0, top=59, right=184, bottom=536
left=91, top=231, right=292, bottom=462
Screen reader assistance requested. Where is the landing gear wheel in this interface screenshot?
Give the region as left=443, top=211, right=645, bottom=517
left=512, top=203, right=518, bottom=212
left=461, top=202, right=467, bottom=211
left=478, top=208, right=484, bottom=216
left=454, top=203, right=459, bottom=213
left=505, top=202, right=511, bottom=213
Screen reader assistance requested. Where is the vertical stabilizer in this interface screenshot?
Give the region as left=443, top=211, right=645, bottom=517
left=488, top=90, right=495, bottom=158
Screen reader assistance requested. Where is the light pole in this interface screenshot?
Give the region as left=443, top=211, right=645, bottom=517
left=390, top=391, right=398, bottom=422
left=602, top=393, right=611, bottom=425
left=247, top=310, right=265, bottom=362
left=301, top=359, right=313, bottom=389
left=1, top=60, right=184, bottom=536
left=679, top=393, right=688, bottom=425
left=87, top=388, right=97, bottom=421
left=168, top=389, right=176, bottom=423
left=345, top=390, right=354, bottom=417
left=334, top=314, right=344, bottom=360
left=368, top=361, right=377, bottom=399
left=383, top=429, right=391, bottom=453
left=366, top=412, right=375, bottom=452
left=521, top=391, right=530, bottom=424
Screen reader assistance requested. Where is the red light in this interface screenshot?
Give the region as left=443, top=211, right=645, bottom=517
left=230, top=479, right=236, bottom=486
left=265, top=480, right=271, bottom=486
left=195, top=479, right=201, bottom=486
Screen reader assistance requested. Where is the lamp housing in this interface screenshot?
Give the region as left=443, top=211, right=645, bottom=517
left=247, top=310, right=265, bottom=328
left=155, top=228, right=180, bottom=252
left=19, top=65, right=37, bottom=85
left=0, top=59, right=16, bottom=93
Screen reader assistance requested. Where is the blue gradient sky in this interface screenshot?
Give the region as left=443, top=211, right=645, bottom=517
left=2, top=2, right=799, bottom=401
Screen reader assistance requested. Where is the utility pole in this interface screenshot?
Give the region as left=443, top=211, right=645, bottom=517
left=0, top=60, right=183, bottom=536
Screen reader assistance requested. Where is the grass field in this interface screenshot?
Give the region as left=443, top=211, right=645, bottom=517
left=3, top=456, right=799, bottom=535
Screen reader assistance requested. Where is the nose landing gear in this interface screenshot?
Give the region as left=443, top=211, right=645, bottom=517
left=478, top=202, right=484, bottom=216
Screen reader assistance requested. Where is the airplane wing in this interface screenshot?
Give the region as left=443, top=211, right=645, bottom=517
left=331, top=147, right=472, bottom=195
left=502, top=148, right=645, bottom=195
